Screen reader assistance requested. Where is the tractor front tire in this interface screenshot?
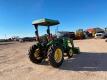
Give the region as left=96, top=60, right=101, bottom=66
left=48, top=46, right=64, bottom=68
left=28, top=45, right=43, bottom=64
left=67, top=48, right=73, bottom=58
left=73, top=47, right=80, bottom=54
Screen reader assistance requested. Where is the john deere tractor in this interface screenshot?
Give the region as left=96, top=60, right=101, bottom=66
left=28, top=18, right=80, bottom=68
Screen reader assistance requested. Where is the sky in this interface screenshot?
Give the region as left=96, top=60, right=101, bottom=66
left=0, top=0, right=107, bottom=39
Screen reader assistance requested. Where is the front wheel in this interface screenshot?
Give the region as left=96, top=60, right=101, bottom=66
left=72, top=47, right=80, bottom=54
left=67, top=48, right=73, bottom=58
left=28, top=45, right=43, bottom=64
left=48, top=46, right=64, bottom=68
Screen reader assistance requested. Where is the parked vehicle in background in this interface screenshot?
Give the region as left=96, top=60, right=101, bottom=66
left=104, top=32, right=107, bottom=38
left=58, top=31, right=75, bottom=40
left=19, top=37, right=36, bottom=42
left=85, top=27, right=105, bottom=38
left=75, top=29, right=85, bottom=39
left=95, top=32, right=105, bottom=39
left=104, top=28, right=107, bottom=38
left=85, top=28, right=96, bottom=38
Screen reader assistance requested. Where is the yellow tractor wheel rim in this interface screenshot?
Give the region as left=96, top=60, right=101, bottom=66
left=54, top=48, right=62, bottom=63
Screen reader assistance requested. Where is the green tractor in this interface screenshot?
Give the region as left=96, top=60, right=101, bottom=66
left=28, top=18, right=80, bottom=68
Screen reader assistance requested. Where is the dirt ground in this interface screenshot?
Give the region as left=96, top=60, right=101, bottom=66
left=0, top=39, right=107, bottom=80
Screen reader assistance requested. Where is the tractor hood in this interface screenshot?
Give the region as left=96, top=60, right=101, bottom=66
left=32, top=18, right=60, bottom=26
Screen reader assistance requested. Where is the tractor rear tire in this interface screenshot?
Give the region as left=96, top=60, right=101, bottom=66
left=28, top=45, right=43, bottom=64
left=48, top=46, right=64, bottom=68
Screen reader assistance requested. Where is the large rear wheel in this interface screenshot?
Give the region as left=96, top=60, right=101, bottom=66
left=28, top=45, right=43, bottom=64
left=48, top=46, right=64, bottom=68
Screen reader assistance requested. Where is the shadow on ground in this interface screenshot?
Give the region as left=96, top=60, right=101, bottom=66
left=60, top=52, right=107, bottom=71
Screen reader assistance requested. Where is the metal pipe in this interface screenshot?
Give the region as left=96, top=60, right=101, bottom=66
left=34, top=25, right=40, bottom=42
left=47, top=26, right=51, bottom=40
